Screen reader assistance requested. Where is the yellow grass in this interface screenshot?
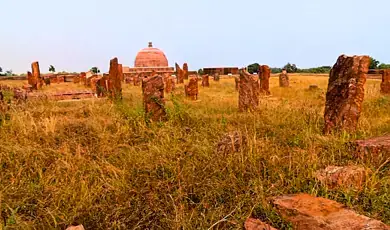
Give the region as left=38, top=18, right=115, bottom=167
left=0, top=75, right=389, bottom=229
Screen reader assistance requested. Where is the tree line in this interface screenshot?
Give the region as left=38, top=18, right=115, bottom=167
left=247, top=57, right=390, bottom=74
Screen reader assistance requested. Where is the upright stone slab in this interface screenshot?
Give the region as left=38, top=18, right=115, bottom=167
left=175, top=63, right=184, bottom=84
left=164, top=74, right=174, bottom=94
left=271, top=194, right=389, bottom=230
left=324, top=55, right=370, bottom=134
left=109, top=57, right=122, bottom=99
left=381, top=69, right=390, bottom=94
left=185, top=77, right=198, bottom=100
left=118, top=63, right=124, bottom=82
left=213, top=73, right=220, bottom=81
left=202, top=75, right=210, bottom=87
left=142, top=75, right=167, bottom=122
left=31, top=62, right=41, bottom=90
left=259, top=65, right=271, bottom=95
left=183, top=63, right=189, bottom=80
left=27, top=71, right=34, bottom=87
left=239, top=69, right=260, bottom=112
left=279, top=69, right=289, bottom=87
left=235, top=77, right=240, bottom=91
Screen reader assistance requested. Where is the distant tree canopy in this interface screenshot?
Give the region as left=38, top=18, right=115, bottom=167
left=379, top=63, right=390, bottom=69
left=5, top=70, right=13, bottom=76
left=0, top=67, right=2, bottom=73
left=283, top=63, right=298, bottom=73
left=198, top=68, right=204, bottom=75
left=370, top=57, right=380, bottom=69
left=90, top=67, right=100, bottom=74
left=247, top=63, right=260, bottom=74
left=49, top=65, right=56, bottom=73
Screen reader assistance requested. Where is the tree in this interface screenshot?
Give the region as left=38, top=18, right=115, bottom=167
left=247, top=63, right=260, bottom=74
left=5, top=70, right=13, bottom=76
left=90, top=67, right=100, bottom=74
left=198, top=68, right=204, bottom=75
left=283, top=63, right=298, bottom=73
left=378, top=63, right=390, bottom=69
left=49, top=65, right=56, bottom=73
left=0, top=67, right=2, bottom=73
left=369, top=57, right=380, bottom=69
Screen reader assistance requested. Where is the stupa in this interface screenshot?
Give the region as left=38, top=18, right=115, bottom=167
left=123, top=42, right=174, bottom=75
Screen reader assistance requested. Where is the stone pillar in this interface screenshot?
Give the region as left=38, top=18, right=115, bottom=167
left=380, top=69, right=390, bottom=94
left=142, top=75, right=167, bottom=122
left=175, top=63, right=184, bottom=84
left=213, top=73, right=220, bottom=81
left=183, top=63, right=189, bottom=80
left=109, top=57, right=122, bottom=99
left=185, top=77, right=198, bottom=100
left=259, top=65, right=271, bottom=95
left=27, top=71, right=33, bottom=88
left=164, top=75, right=174, bottom=94
left=118, top=63, right=124, bottom=82
left=238, top=69, right=260, bottom=112
left=324, top=55, right=370, bottom=134
left=201, top=75, right=210, bottom=87
left=279, top=69, right=289, bottom=87
left=31, top=61, right=41, bottom=90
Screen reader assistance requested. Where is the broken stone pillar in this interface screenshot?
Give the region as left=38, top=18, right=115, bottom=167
left=109, top=57, right=122, bottom=99
left=175, top=63, right=184, bottom=84
left=279, top=69, right=289, bottom=87
left=239, top=69, right=260, bottom=112
left=27, top=71, right=34, bottom=88
left=315, top=166, right=368, bottom=190
left=201, top=75, right=210, bottom=87
left=271, top=194, right=389, bottom=230
left=185, top=77, right=198, bottom=100
left=324, top=55, right=370, bottom=134
left=142, top=75, right=167, bottom=122
left=183, top=63, right=189, bottom=80
left=258, top=65, right=271, bottom=95
left=31, top=62, right=41, bottom=90
left=381, top=69, right=390, bottom=94
left=213, top=73, right=220, bottom=81
left=118, top=63, right=124, bottom=82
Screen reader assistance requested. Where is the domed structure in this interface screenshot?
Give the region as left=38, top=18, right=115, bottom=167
left=123, top=42, right=174, bottom=77
left=134, top=42, right=169, bottom=67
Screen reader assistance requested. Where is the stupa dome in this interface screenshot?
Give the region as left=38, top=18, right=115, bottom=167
left=134, top=42, right=169, bottom=67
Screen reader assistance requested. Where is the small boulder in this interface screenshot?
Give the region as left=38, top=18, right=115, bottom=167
left=66, top=225, right=85, bottom=230
left=315, top=166, right=368, bottom=190
left=217, top=131, right=247, bottom=155
left=245, top=218, right=278, bottom=230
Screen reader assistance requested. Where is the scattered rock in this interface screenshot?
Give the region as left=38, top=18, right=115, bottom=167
left=142, top=75, right=167, bottom=122
left=245, top=218, right=278, bottom=230
left=324, top=55, right=370, bottom=134
left=259, top=65, right=271, bottom=95
left=239, top=69, right=259, bottom=112
left=271, top=194, right=390, bottom=230
left=353, top=135, right=390, bottom=165
left=217, top=131, right=247, bottom=155
left=279, top=69, right=289, bottom=87
left=315, top=166, right=368, bottom=190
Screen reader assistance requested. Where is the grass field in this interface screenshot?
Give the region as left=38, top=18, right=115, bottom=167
left=0, top=75, right=389, bottom=229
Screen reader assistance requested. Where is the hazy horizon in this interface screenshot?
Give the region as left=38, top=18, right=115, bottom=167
left=1, top=0, right=389, bottom=74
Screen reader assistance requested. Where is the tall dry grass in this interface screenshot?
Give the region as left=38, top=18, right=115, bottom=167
left=0, top=75, right=389, bottom=229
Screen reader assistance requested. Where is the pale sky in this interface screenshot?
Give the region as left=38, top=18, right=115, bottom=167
left=1, top=0, right=389, bottom=74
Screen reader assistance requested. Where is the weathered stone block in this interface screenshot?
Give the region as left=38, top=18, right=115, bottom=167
left=185, top=77, right=198, bottom=100
left=239, top=69, right=260, bottom=112
left=259, top=65, right=271, bottom=95
left=109, top=57, right=122, bottom=99
left=353, top=135, right=390, bottom=165
left=142, top=75, right=167, bottom=122
left=183, top=63, right=189, bottom=80
left=164, top=74, right=174, bottom=94
left=315, top=166, right=368, bottom=190
left=381, top=69, right=390, bottom=94
left=176, top=63, right=184, bottom=84
left=271, top=194, right=389, bottom=230
left=217, top=131, right=247, bottom=155
left=245, top=218, right=278, bottom=230
left=279, top=69, right=289, bottom=87
left=31, top=62, right=41, bottom=90
left=202, top=75, right=210, bottom=87
left=324, top=55, right=370, bottom=134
